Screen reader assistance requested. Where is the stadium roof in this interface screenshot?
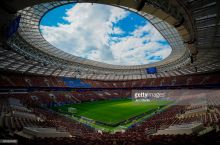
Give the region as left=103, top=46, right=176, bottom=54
left=1, top=0, right=220, bottom=80
left=15, top=1, right=186, bottom=69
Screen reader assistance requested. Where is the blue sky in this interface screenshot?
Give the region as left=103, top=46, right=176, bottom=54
left=40, top=3, right=171, bottom=65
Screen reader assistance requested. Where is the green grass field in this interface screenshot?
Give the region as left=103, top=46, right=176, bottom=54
left=51, top=99, right=172, bottom=125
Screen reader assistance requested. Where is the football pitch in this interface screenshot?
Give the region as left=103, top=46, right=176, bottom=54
left=51, top=99, right=172, bottom=125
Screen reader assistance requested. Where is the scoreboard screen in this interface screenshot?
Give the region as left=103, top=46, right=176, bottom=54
left=146, top=67, right=157, bottom=74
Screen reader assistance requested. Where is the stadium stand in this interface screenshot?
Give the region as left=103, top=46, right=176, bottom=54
left=1, top=92, right=220, bottom=144
left=1, top=71, right=220, bottom=89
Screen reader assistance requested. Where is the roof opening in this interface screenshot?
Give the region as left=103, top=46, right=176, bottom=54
left=40, top=3, right=172, bottom=65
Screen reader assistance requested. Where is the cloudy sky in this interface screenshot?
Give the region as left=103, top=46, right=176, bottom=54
left=40, top=3, right=171, bottom=65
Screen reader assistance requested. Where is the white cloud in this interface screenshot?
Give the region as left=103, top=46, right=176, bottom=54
left=40, top=3, right=171, bottom=65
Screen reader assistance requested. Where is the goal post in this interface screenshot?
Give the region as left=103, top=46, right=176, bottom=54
left=68, top=107, right=77, bottom=114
